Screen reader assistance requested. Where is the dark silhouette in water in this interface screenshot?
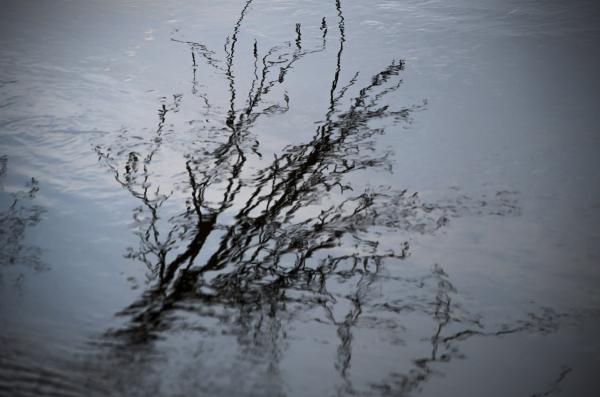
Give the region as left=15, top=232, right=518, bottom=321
left=0, top=155, right=45, bottom=286
left=93, top=1, right=555, bottom=395
left=96, top=0, right=423, bottom=343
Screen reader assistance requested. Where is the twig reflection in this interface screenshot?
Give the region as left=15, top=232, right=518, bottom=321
left=0, top=155, right=46, bottom=286
left=93, top=1, right=546, bottom=395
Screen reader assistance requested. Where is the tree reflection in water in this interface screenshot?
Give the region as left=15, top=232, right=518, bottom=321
left=93, top=0, right=552, bottom=395
left=0, top=154, right=45, bottom=287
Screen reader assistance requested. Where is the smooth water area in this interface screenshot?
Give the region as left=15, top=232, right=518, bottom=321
left=1, top=0, right=600, bottom=396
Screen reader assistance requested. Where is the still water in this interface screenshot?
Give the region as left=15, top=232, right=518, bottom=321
left=1, top=0, right=600, bottom=396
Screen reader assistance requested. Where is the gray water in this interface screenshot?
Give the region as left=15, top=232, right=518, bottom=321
left=1, top=0, right=600, bottom=396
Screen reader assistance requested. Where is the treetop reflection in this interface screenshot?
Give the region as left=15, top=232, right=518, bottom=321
left=92, top=1, right=545, bottom=395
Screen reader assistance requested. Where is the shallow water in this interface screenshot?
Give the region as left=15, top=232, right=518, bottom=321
left=1, top=0, right=600, bottom=396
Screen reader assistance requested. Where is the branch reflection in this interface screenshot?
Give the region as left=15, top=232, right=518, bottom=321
left=93, top=1, right=544, bottom=395
left=0, top=154, right=46, bottom=286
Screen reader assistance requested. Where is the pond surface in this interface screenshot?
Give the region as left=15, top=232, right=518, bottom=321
left=1, top=0, right=600, bottom=396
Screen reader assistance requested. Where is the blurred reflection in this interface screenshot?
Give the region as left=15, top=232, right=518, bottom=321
left=529, top=366, right=572, bottom=397
left=368, top=265, right=564, bottom=396
left=0, top=154, right=46, bottom=286
left=93, top=0, right=546, bottom=394
left=96, top=0, right=423, bottom=342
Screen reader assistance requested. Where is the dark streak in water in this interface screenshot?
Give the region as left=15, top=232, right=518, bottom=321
left=295, top=23, right=302, bottom=50
left=530, top=366, right=573, bottom=397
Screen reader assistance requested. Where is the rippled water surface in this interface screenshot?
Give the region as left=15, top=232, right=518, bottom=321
left=1, top=0, right=600, bottom=396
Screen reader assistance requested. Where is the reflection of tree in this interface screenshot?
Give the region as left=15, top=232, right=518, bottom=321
left=93, top=0, right=544, bottom=395
left=529, top=366, right=572, bottom=397
left=368, top=265, right=564, bottom=396
left=0, top=155, right=46, bottom=285
left=96, top=0, right=420, bottom=340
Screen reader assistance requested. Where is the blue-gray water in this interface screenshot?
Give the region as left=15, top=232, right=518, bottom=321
left=1, top=0, right=600, bottom=396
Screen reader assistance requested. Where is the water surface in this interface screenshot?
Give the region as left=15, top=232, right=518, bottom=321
left=1, top=0, right=600, bottom=396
